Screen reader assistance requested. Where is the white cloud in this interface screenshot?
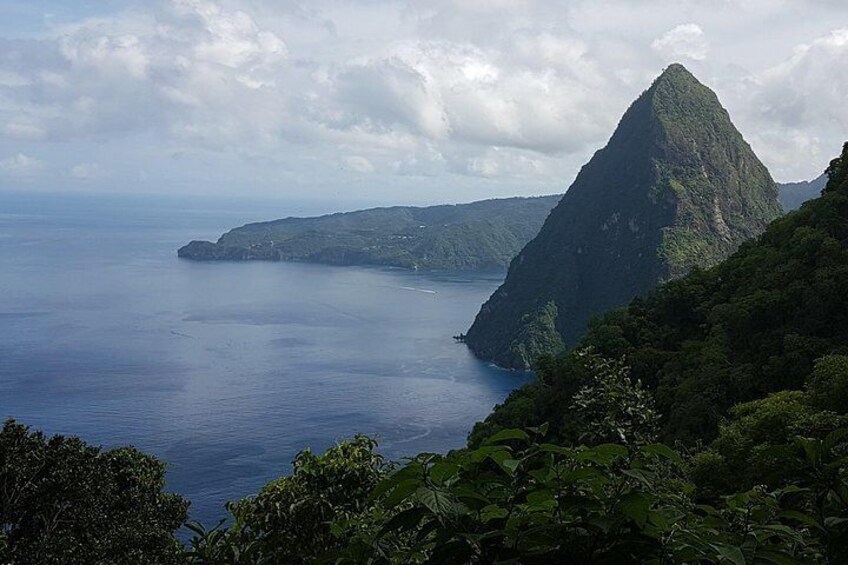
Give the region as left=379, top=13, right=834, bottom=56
left=341, top=155, right=374, bottom=173
left=452, top=147, right=545, bottom=179
left=732, top=27, right=848, bottom=179
left=651, top=24, right=709, bottom=61
left=2, top=122, right=46, bottom=141
left=328, top=38, right=615, bottom=154
left=0, top=153, right=45, bottom=176
left=172, top=0, right=288, bottom=68
left=0, top=0, right=847, bottom=198
left=0, top=0, right=290, bottom=149
left=70, top=162, right=107, bottom=180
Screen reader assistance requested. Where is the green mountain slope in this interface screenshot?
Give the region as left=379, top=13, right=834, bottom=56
left=178, top=195, right=560, bottom=271
left=464, top=64, right=782, bottom=369
left=779, top=173, right=828, bottom=210
left=471, top=142, right=848, bottom=446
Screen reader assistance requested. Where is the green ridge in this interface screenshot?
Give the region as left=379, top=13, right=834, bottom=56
left=779, top=173, right=828, bottom=210
left=178, top=195, right=561, bottom=271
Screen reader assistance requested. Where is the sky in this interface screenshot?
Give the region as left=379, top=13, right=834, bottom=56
left=0, top=0, right=846, bottom=208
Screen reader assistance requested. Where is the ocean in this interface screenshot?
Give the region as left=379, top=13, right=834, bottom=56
left=0, top=192, right=530, bottom=525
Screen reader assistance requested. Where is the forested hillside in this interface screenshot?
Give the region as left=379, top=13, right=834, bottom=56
left=178, top=195, right=560, bottom=271
left=472, top=143, right=848, bottom=447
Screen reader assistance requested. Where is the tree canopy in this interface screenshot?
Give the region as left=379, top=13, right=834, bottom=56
left=0, top=419, right=187, bottom=565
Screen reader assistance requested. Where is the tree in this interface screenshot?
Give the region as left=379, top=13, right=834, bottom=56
left=806, top=355, right=848, bottom=414
left=570, top=349, right=659, bottom=446
left=186, top=435, right=389, bottom=564
left=0, top=419, right=187, bottom=565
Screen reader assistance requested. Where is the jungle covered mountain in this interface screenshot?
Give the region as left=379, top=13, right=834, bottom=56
left=471, top=142, right=848, bottom=448
left=464, top=64, right=783, bottom=369
left=178, top=195, right=561, bottom=271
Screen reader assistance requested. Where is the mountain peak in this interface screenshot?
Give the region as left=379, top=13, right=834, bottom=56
left=643, top=63, right=724, bottom=124
left=464, top=66, right=782, bottom=370
left=656, top=62, right=694, bottom=82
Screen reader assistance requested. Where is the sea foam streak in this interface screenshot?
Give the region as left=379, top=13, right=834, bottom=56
left=398, top=286, right=437, bottom=294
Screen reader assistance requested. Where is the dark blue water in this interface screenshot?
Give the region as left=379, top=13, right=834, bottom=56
left=0, top=192, right=530, bottom=525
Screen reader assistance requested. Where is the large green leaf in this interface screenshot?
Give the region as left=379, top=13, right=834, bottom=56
left=576, top=443, right=629, bottom=465
left=416, top=487, right=463, bottom=517
left=711, top=543, right=746, bottom=565
left=642, top=443, right=683, bottom=465
left=384, top=478, right=422, bottom=509
left=484, top=429, right=530, bottom=445
left=619, top=492, right=652, bottom=528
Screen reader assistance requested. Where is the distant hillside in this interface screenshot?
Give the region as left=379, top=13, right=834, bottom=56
left=464, top=64, right=782, bottom=369
left=178, top=195, right=561, bottom=271
left=779, top=173, right=828, bottom=210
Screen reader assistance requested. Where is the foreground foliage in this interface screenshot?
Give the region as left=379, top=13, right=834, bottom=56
left=0, top=419, right=187, bottom=565
left=338, top=431, right=839, bottom=563
left=184, top=420, right=847, bottom=563
left=184, top=435, right=390, bottom=564
left=6, top=347, right=848, bottom=563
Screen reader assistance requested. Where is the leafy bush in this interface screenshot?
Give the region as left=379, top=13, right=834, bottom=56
left=806, top=355, right=848, bottom=414
left=697, top=391, right=847, bottom=494
left=334, top=427, right=828, bottom=563
left=570, top=349, right=659, bottom=446
left=185, top=435, right=389, bottom=564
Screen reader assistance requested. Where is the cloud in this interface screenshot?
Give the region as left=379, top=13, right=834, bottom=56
left=2, top=122, right=46, bottom=141
left=70, top=162, right=107, bottom=180
left=1, top=0, right=847, bottom=198
left=734, top=27, right=848, bottom=179
left=448, top=147, right=545, bottom=179
left=651, top=24, right=709, bottom=61
left=0, top=0, right=290, bottom=148
left=0, top=0, right=623, bottom=176
left=0, top=153, right=45, bottom=177
left=172, top=0, right=288, bottom=68
left=328, top=38, right=615, bottom=154
left=341, top=155, right=374, bottom=173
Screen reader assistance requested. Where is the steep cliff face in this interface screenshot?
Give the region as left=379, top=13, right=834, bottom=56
left=465, top=64, right=782, bottom=369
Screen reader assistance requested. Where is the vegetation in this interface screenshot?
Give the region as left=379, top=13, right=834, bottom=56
left=182, top=350, right=848, bottom=563
left=473, top=143, right=848, bottom=449
left=332, top=429, right=843, bottom=564
left=0, top=419, right=187, bottom=565
left=178, top=195, right=560, bottom=271
left=13, top=325, right=840, bottom=563
left=184, top=435, right=390, bottom=564
left=465, top=63, right=782, bottom=369
left=11, top=356, right=848, bottom=563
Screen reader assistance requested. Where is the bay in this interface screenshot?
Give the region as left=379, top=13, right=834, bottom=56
left=0, top=192, right=530, bottom=525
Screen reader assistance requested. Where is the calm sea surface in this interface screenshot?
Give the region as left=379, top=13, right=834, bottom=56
left=0, top=192, right=531, bottom=525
